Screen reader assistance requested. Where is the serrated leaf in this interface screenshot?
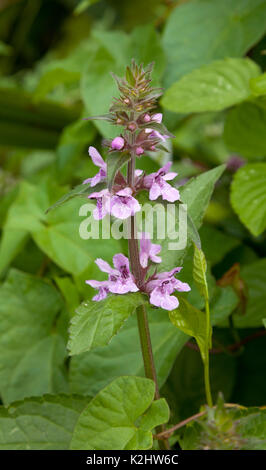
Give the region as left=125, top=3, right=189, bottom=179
left=224, top=102, right=266, bottom=158
left=162, top=0, right=266, bottom=87
left=107, top=151, right=130, bottom=190
left=0, top=270, right=68, bottom=404
left=68, top=292, right=147, bottom=356
left=231, top=163, right=266, bottom=236
left=161, top=58, right=260, bottom=113
left=70, top=376, right=169, bottom=450
left=0, top=394, right=88, bottom=450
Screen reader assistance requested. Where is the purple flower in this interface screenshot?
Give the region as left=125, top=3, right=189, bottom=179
left=146, top=268, right=190, bottom=311
left=110, top=187, right=141, bottom=220
left=145, top=113, right=169, bottom=142
left=88, top=188, right=111, bottom=220
left=144, top=162, right=180, bottom=202
left=139, top=233, right=161, bottom=268
left=88, top=187, right=141, bottom=220
left=111, top=136, right=125, bottom=150
left=86, top=254, right=138, bottom=300
left=152, top=113, right=163, bottom=123
left=83, top=147, right=107, bottom=187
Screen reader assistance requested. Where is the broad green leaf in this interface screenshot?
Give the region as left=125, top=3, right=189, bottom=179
left=161, top=58, right=260, bottom=113
left=231, top=163, right=266, bottom=236
left=224, top=102, right=266, bottom=158
left=34, top=69, right=80, bottom=103
left=233, top=259, right=266, bottom=328
left=106, top=151, right=131, bottom=190
left=68, top=293, right=147, bottom=355
left=0, top=270, right=68, bottom=404
left=237, top=409, right=266, bottom=449
left=0, top=395, right=88, bottom=450
left=199, top=225, right=240, bottom=266
left=69, top=287, right=237, bottom=397
left=162, top=0, right=266, bottom=87
left=193, top=245, right=208, bottom=300
left=69, top=308, right=188, bottom=396
left=71, top=376, right=169, bottom=450
left=137, top=165, right=225, bottom=272
left=0, top=180, right=120, bottom=275
left=250, top=73, right=266, bottom=96
left=169, top=297, right=207, bottom=361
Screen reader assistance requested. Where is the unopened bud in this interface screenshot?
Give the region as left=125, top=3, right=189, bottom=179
left=136, top=146, right=144, bottom=156
left=143, top=114, right=151, bottom=122
left=111, top=137, right=125, bottom=150
left=128, top=122, right=137, bottom=132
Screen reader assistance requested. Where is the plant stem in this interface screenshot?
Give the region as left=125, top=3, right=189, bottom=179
left=204, top=299, right=213, bottom=407
left=127, top=155, right=170, bottom=450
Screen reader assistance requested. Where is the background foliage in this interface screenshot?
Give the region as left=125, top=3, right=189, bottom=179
left=0, top=0, right=265, bottom=450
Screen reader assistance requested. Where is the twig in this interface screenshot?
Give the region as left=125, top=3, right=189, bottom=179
left=154, top=403, right=245, bottom=440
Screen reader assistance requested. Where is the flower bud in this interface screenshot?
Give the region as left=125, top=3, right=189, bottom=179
left=143, top=114, right=151, bottom=123
left=111, top=137, right=125, bottom=150
left=128, top=122, right=137, bottom=132
left=136, top=146, right=144, bottom=156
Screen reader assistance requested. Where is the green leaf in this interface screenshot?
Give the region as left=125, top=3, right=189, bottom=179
left=70, top=376, right=169, bottom=450
left=0, top=269, right=68, bottom=404
left=224, top=102, right=266, bottom=158
left=233, top=259, right=266, bottom=328
left=138, top=165, right=225, bottom=272
left=68, top=293, right=147, bottom=355
left=193, top=245, right=208, bottom=300
left=106, top=151, right=130, bottom=190
left=237, top=409, right=266, bottom=449
left=161, top=58, right=260, bottom=113
left=0, top=394, right=88, bottom=450
left=0, top=180, right=120, bottom=275
left=34, top=69, right=80, bottom=103
left=69, top=286, right=236, bottom=398
left=162, top=0, right=266, bottom=87
left=231, top=163, right=266, bottom=236
left=169, top=297, right=208, bottom=361
left=250, top=73, right=266, bottom=96
left=69, top=307, right=188, bottom=396
left=46, top=182, right=105, bottom=213
left=199, top=225, right=240, bottom=266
